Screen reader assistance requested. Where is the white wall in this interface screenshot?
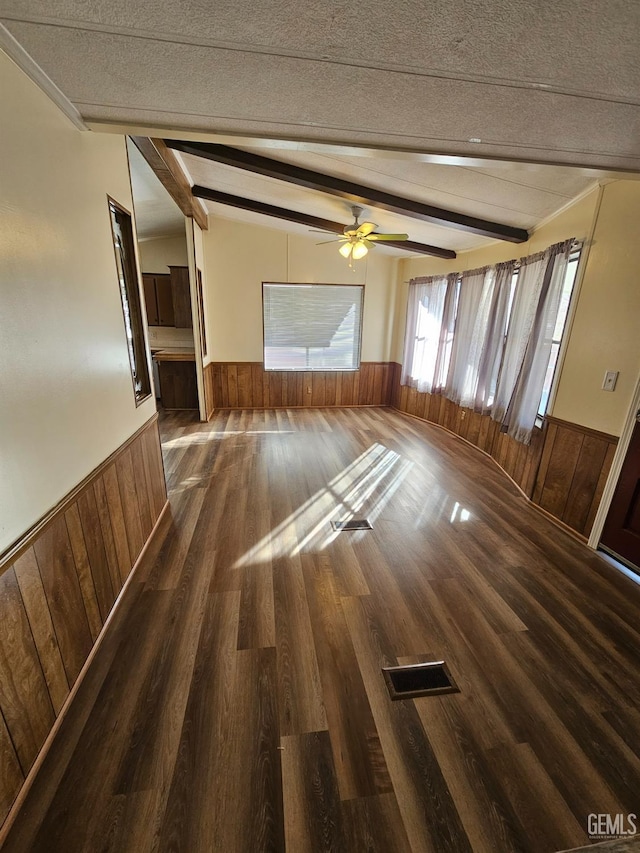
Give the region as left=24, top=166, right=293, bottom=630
left=202, top=218, right=397, bottom=363
left=0, top=50, right=156, bottom=553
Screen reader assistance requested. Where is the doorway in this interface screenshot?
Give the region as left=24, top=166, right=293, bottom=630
left=600, top=414, right=640, bottom=571
left=127, top=139, right=201, bottom=417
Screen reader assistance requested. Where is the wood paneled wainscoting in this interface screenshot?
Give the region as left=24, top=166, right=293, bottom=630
left=0, top=415, right=167, bottom=829
left=203, top=361, right=616, bottom=540
left=208, top=362, right=394, bottom=410
left=203, top=362, right=215, bottom=420
left=390, top=364, right=618, bottom=539
left=533, top=416, right=618, bottom=537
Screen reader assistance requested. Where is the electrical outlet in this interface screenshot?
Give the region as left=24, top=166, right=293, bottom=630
left=602, top=370, right=619, bottom=392
left=307, top=386, right=312, bottom=394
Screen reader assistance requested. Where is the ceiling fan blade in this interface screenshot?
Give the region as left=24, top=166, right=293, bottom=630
left=367, top=233, right=409, bottom=241
left=309, top=229, right=337, bottom=234
left=358, top=221, right=377, bottom=237
left=316, top=239, right=342, bottom=245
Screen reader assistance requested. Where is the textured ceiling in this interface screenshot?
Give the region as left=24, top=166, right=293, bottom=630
left=2, top=0, right=640, bottom=168
left=4, top=0, right=639, bottom=247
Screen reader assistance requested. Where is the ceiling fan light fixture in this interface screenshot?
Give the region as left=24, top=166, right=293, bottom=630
left=339, top=242, right=353, bottom=258
left=352, top=240, right=368, bottom=259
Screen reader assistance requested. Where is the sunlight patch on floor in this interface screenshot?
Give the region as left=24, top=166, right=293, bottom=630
left=233, top=443, right=413, bottom=567
left=163, top=429, right=294, bottom=448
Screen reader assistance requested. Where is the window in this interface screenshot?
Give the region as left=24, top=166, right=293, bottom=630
left=108, top=198, right=151, bottom=404
left=537, top=250, right=580, bottom=417
left=402, top=240, right=580, bottom=444
left=401, top=274, right=458, bottom=393
left=263, top=283, right=363, bottom=371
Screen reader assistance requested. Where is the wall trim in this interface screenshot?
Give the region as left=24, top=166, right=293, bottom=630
left=391, top=367, right=616, bottom=539
left=588, top=372, right=640, bottom=550
left=206, top=360, right=393, bottom=366
left=544, top=414, right=618, bottom=444
left=526, top=500, right=588, bottom=544
left=0, top=499, right=170, bottom=848
left=531, top=183, right=601, bottom=235
left=0, top=25, right=87, bottom=131
left=215, top=404, right=389, bottom=410
left=0, top=413, right=160, bottom=573
left=394, top=406, right=589, bottom=545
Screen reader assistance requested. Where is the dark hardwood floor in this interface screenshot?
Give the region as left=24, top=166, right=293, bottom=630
left=3, top=407, right=640, bottom=852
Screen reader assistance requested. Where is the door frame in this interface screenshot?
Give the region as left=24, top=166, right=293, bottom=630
left=185, top=217, right=207, bottom=422
left=589, top=371, right=640, bottom=549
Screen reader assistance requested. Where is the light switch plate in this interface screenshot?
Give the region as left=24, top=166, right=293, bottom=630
left=602, top=370, right=619, bottom=391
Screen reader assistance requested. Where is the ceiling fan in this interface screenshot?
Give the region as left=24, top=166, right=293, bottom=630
left=316, top=206, right=409, bottom=264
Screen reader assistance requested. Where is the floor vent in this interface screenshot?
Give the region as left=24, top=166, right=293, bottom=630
left=382, top=661, right=459, bottom=700
left=331, top=519, right=372, bottom=531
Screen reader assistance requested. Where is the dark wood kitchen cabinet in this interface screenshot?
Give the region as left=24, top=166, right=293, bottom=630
left=142, top=267, right=192, bottom=328
left=169, top=266, right=193, bottom=328
left=154, top=355, right=198, bottom=409
left=142, top=273, right=174, bottom=326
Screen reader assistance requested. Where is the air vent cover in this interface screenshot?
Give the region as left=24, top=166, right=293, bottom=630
left=382, top=661, right=459, bottom=700
left=331, top=519, right=372, bottom=531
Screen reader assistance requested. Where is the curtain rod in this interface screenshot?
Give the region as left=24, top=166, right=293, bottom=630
left=403, top=239, right=583, bottom=283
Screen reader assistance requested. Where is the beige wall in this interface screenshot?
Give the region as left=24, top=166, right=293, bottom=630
left=137, top=233, right=189, bottom=272
left=202, top=218, right=397, bottom=363
left=552, top=181, right=640, bottom=435
left=0, top=50, right=156, bottom=553
left=392, top=186, right=640, bottom=436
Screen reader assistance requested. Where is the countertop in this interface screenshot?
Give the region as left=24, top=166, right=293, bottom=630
left=152, top=348, right=196, bottom=362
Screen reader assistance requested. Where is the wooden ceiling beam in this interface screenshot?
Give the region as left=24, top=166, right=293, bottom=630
left=191, top=186, right=456, bottom=259
left=168, top=141, right=528, bottom=243
left=130, top=137, right=208, bottom=231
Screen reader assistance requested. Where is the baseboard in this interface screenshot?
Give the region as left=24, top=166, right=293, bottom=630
left=392, top=406, right=590, bottom=547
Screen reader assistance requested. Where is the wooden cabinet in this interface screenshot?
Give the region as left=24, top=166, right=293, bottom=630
left=142, top=273, right=174, bottom=326
left=156, top=276, right=175, bottom=326
left=156, top=359, right=198, bottom=409
left=142, top=274, right=158, bottom=325
left=169, top=266, right=192, bottom=328
left=142, top=267, right=192, bottom=328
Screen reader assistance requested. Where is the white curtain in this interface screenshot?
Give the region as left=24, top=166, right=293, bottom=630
left=502, top=240, right=573, bottom=443
left=445, top=266, right=495, bottom=408
left=473, top=261, right=516, bottom=414
left=401, top=240, right=574, bottom=445
left=492, top=252, right=549, bottom=426
left=402, top=274, right=457, bottom=393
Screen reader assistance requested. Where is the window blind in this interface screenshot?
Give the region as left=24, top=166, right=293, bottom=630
left=263, top=283, right=364, bottom=370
